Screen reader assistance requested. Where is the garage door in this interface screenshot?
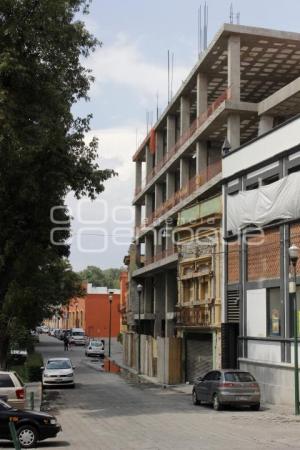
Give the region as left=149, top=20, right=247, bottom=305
left=186, top=334, right=212, bottom=383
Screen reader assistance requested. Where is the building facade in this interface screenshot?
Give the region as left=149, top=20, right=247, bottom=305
left=223, top=115, right=300, bottom=405
left=125, top=23, right=300, bottom=388
left=48, top=284, right=121, bottom=338
left=176, top=195, right=222, bottom=382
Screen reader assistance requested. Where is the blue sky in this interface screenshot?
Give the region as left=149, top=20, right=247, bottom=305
left=69, top=0, right=300, bottom=271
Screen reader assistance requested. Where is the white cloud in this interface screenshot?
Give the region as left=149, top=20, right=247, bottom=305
left=86, top=124, right=144, bottom=182
left=89, top=34, right=190, bottom=105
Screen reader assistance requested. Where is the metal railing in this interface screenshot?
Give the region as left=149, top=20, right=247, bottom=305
left=144, top=246, right=177, bottom=267
left=134, top=88, right=230, bottom=196
left=136, top=159, right=221, bottom=235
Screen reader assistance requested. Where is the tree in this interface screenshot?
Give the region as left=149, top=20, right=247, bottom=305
left=78, top=266, right=124, bottom=289
left=0, top=0, right=115, bottom=366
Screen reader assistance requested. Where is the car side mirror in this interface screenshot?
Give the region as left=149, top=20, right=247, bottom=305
left=40, top=366, right=44, bottom=371
left=72, top=366, right=76, bottom=370
left=197, top=377, right=203, bottom=382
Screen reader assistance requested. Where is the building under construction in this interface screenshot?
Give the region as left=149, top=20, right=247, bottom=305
left=123, top=23, right=300, bottom=398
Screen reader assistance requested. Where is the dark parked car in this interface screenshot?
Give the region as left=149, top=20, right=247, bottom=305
left=192, top=369, right=260, bottom=411
left=0, top=399, right=61, bottom=448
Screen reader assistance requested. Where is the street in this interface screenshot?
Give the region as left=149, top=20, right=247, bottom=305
left=2, top=335, right=300, bottom=450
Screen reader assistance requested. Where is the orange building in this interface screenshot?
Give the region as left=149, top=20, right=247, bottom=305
left=63, top=284, right=120, bottom=338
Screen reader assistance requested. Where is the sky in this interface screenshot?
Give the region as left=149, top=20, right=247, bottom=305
left=68, top=0, right=300, bottom=271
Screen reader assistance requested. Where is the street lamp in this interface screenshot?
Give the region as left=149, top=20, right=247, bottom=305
left=289, top=244, right=300, bottom=415
left=74, top=299, right=79, bottom=328
left=137, top=284, right=143, bottom=374
left=108, top=291, right=113, bottom=366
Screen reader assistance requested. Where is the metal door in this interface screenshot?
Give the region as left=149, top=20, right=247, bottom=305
left=185, top=334, right=213, bottom=383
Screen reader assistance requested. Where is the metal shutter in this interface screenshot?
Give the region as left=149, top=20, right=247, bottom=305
left=186, top=334, right=212, bottom=383
left=227, top=289, right=240, bottom=323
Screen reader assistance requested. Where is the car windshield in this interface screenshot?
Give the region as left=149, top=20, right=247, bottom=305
left=73, top=332, right=84, bottom=337
left=91, top=342, right=102, bottom=347
left=225, top=372, right=255, bottom=382
left=46, top=360, right=71, bottom=370
left=0, top=400, right=13, bottom=410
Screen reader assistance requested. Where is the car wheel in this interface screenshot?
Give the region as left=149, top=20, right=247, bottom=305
left=250, top=403, right=260, bottom=411
left=192, top=389, right=200, bottom=405
left=17, top=425, right=38, bottom=448
left=213, top=394, right=222, bottom=411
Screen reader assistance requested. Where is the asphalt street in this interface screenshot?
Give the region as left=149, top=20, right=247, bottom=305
left=2, top=335, right=300, bottom=450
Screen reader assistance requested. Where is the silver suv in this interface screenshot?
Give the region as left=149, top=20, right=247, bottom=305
left=0, top=371, right=26, bottom=410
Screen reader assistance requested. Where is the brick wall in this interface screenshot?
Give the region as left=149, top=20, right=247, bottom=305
left=227, top=241, right=240, bottom=284
left=247, top=228, right=280, bottom=281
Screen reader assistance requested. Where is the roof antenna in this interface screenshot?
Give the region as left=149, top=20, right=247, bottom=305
left=236, top=11, right=240, bottom=24
left=167, top=49, right=170, bottom=104
left=200, top=2, right=208, bottom=50
left=230, top=3, right=234, bottom=24
left=170, top=52, right=174, bottom=100
left=146, top=111, right=149, bottom=134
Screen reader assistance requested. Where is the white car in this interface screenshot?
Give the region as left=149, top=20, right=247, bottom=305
left=69, top=328, right=86, bottom=345
left=40, top=325, right=49, bottom=334
left=0, top=371, right=26, bottom=409
left=85, top=340, right=105, bottom=357
left=42, top=358, right=75, bottom=388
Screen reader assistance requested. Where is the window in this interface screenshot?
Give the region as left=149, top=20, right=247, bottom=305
left=225, top=372, right=255, bottom=382
left=267, top=288, right=281, bottom=336
left=291, top=287, right=300, bottom=337
left=0, top=374, right=14, bottom=388
left=204, top=371, right=221, bottom=381
left=182, top=279, right=194, bottom=303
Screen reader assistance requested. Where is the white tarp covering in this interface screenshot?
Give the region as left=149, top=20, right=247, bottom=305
left=227, top=172, right=300, bottom=233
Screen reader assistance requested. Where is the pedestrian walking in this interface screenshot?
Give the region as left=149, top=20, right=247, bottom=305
left=63, top=333, right=69, bottom=351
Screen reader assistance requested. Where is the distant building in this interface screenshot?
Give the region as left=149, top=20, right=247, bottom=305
left=58, top=283, right=121, bottom=338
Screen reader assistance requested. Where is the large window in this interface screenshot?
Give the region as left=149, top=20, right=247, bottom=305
left=290, top=286, right=300, bottom=337
left=267, top=288, right=281, bottom=336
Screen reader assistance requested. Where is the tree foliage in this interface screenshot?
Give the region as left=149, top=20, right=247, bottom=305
left=78, top=266, right=124, bottom=289
left=0, top=0, right=115, bottom=365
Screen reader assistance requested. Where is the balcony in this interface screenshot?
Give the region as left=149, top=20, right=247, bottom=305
left=144, top=246, right=177, bottom=267
left=176, top=304, right=216, bottom=327
left=136, top=159, right=221, bottom=236
left=134, top=88, right=230, bottom=197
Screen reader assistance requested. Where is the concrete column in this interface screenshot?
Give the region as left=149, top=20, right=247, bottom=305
left=228, top=35, right=240, bottom=101
left=155, top=183, right=163, bottom=210
left=154, top=274, right=164, bottom=337
left=167, top=115, right=176, bottom=152
left=227, top=113, right=240, bottom=150
left=145, top=234, right=153, bottom=260
left=155, top=130, right=164, bottom=165
left=166, top=172, right=175, bottom=199
left=197, top=72, right=208, bottom=117
left=145, top=193, right=153, bottom=220
left=258, top=115, right=274, bottom=136
left=180, top=158, right=189, bottom=189
left=165, top=272, right=177, bottom=337
left=135, top=241, right=141, bottom=267
left=154, top=228, right=162, bottom=257
left=196, top=141, right=207, bottom=174
left=144, top=278, right=153, bottom=314
left=180, top=96, right=190, bottom=135
left=135, top=204, right=142, bottom=228
left=135, top=161, right=142, bottom=192
left=227, top=35, right=241, bottom=150
left=165, top=225, right=174, bottom=251
left=145, top=145, right=153, bottom=177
